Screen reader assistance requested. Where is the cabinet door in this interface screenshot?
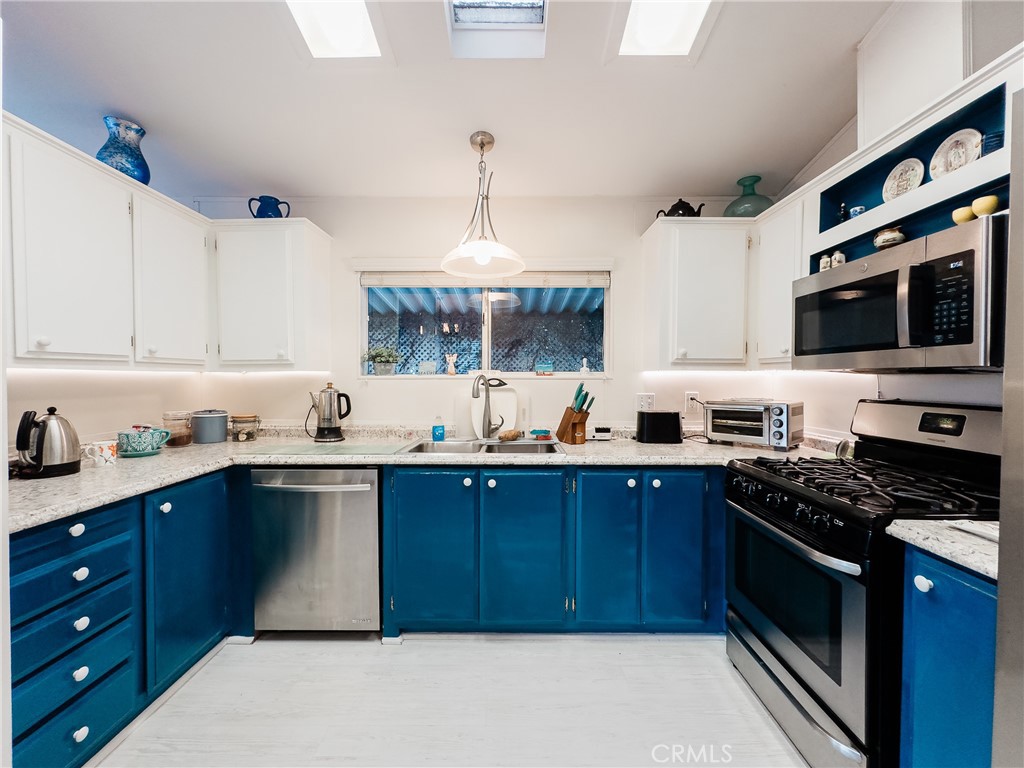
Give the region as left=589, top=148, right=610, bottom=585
left=391, top=469, right=478, bottom=625
left=480, top=469, right=568, bottom=627
left=575, top=470, right=641, bottom=626
left=670, top=226, right=748, bottom=364
left=145, top=473, right=229, bottom=693
left=8, top=129, right=134, bottom=360
left=641, top=470, right=705, bottom=626
left=132, top=195, right=208, bottom=364
left=755, top=203, right=803, bottom=363
left=215, top=228, right=294, bottom=363
left=901, top=549, right=997, bottom=767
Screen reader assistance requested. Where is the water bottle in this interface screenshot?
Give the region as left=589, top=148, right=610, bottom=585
left=432, top=416, right=445, bottom=442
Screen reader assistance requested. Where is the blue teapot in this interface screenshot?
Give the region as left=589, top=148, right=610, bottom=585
left=248, top=195, right=291, bottom=219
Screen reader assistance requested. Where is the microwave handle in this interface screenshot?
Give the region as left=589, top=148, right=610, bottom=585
left=897, top=265, right=930, bottom=347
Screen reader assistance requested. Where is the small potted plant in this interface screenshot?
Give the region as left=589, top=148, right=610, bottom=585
left=362, top=347, right=400, bottom=375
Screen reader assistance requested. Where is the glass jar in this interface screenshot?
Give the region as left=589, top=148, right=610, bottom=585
left=162, top=410, right=192, bottom=447
left=230, top=414, right=261, bottom=442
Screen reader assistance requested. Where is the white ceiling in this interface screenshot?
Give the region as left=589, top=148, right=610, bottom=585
left=1, top=0, right=890, bottom=201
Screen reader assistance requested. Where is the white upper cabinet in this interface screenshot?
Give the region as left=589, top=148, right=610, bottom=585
left=7, top=124, right=134, bottom=361
left=641, top=219, right=748, bottom=369
left=213, top=219, right=331, bottom=369
left=754, top=201, right=803, bottom=364
left=132, top=194, right=209, bottom=364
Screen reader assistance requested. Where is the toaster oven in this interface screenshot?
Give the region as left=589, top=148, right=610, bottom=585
left=704, top=399, right=804, bottom=451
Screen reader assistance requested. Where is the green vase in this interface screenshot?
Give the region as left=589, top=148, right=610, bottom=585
left=723, top=175, right=773, bottom=217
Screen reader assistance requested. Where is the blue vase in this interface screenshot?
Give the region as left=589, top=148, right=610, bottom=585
left=96, top=116, right=150, bottom=185
left=723, top=175, right=772, bottom=217
left=248, top=195, right=291, bottom=218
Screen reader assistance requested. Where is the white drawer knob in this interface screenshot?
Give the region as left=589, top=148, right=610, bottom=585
left=68, top=523, right=86, bottom=538
left=677, top=349, right=687, bottom=358
left=72, top=567, right=90, bottom=582
left=913, top=575, right=934, bottom=593
left=627, top=478, right=636, bottom=488
left=652, top=479, right=662, bottom=488
left=277, top=349, right=287, bottom=358
left=72, top=726, right=90, bottom=743
left=159, top=502, right=172, bottom=514
left=147, top=346, right=158, bottom=355
left=73, top=616, right=91, bottom=632
left=35, top=336, right=52, bottom=348
left=780, top=347, right=790, bottom=355
left=487, top=479, right=497, bottom=488
left=72, top=666, right=90, bottom=682
left=463, top=477, right=472, bottom=487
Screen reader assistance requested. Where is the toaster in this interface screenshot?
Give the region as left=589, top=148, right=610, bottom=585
left=636, top=411, right=682, bottom=444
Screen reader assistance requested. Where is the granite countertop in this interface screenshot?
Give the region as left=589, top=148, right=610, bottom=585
left=887, top=520, right=999, bottom=580
left=7, top=435, right=833, bottom=534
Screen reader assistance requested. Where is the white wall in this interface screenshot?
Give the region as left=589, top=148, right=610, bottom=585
left=857, top=1, right=966, bottom=147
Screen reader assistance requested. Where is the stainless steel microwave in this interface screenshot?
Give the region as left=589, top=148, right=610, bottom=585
left=792, top=214, right=1008, bottom=372
left=704, top=399, right=804, bottom=451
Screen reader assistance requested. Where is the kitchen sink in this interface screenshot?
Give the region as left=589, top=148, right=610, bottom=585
left=482, top=442, right=562, bottom=454
left=401, top=440, right=483, bottom=453
left=399, top=439, right=564, bottom=455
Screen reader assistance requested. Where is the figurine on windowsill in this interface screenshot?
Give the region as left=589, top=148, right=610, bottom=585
left=445, top=353, right=458, bottom=376
left=838, top=202, right=849, bottom=223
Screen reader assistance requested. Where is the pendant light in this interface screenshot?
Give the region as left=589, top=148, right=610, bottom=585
left=441, top=131, right=525, bottom=277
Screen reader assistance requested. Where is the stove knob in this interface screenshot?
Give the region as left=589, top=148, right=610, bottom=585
left=765, top=493, right=782, bottom=509
left=772, top=431, right=784, bottom=441
left=812, top=515, right=831, bottom=533
left=771, top=407, right=783, bottom=416
left=772, top=419, right=783, bottom=428
left=794, top=504, right=812, bottom=524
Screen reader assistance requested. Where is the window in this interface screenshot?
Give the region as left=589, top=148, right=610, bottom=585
left=451, top=0, right=544, bottom=26
left=446, top=0, right=547, bottom=59
left=362, top=273, right=609, bottom=375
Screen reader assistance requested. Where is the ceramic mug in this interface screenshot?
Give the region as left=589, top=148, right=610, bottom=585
left=83, top=440, right=118, bottom=467
left=117, top=428, right=171, bottom=455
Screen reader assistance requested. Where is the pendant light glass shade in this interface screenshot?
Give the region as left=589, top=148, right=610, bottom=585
left=443, top=131, right=524, bottom=278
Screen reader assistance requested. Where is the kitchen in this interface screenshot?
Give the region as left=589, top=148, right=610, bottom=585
left=0, top=1, right=1022, bottom=766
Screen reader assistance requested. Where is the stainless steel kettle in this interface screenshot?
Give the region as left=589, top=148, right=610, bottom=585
left=305, top=382, right=352, bottom=442
left=15, top=407, right=82, bottom=478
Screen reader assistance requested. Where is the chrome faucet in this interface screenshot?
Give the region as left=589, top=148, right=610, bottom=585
left=471, top=374, right=505, bottom=438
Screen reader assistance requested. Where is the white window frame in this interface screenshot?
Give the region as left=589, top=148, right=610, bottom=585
left=360, top=271, right=612, bottom=378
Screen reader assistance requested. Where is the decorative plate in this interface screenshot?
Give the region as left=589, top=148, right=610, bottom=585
left=930, top=129, right=982, bottom=179
left=882, top=158, right=925, bottom=202
left=120, top=449, right=161, bottom=458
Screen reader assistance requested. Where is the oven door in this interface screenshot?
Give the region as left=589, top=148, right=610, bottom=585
left=726, top=501, right=868, bottom=742
left=706, top=405, right=769, bottom=445
left=792, top=237, right=927, bottom=371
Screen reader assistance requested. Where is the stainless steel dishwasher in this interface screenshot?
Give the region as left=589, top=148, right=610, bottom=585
left=251, top=468, right=380, bottom=631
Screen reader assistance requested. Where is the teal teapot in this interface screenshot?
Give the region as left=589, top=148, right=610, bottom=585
left=248, top=195, right=291, bottom=219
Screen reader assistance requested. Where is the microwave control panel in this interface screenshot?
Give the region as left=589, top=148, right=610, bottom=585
left=927, top=251, right=974, bottom=346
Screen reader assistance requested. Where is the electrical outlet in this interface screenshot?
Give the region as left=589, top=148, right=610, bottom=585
left=636, top=393, right=655, bottom=411
left=685, top=392, right=701, bottom=413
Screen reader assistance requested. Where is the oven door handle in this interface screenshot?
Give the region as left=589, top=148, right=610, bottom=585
left=727, top=501, right=863, bottom=577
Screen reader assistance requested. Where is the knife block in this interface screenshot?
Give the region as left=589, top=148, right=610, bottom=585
left=555, top=407, right=589, bottom=445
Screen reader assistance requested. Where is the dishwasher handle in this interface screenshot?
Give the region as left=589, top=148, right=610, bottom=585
left=253, top=483, right=373, bottom=493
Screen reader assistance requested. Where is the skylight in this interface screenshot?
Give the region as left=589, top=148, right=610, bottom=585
left=287, top=0, right=381, bottom=58
left=452, top=0, right=545, bottom=27
left=619, top=0, right=713, bottom=57
left=446, top=0, right=547, bottom=58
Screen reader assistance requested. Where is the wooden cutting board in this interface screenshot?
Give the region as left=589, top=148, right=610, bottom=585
left=470, top=386, right=518, bottom=439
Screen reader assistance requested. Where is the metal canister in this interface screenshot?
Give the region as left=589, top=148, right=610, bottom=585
left=190, top=409, right=229, bottom=444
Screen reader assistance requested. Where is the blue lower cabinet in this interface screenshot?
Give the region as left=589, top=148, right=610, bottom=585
left=901, top=548, right=997, bottom=767
left=145, top=472, right=230, bottom=694
left=480, top=469, right=569, bottom=627
left=14, top=662, right=137, bottom=768
left=386, top=468, right=479, bottom=635
left=575, top=470, right=642, bottom=626
left=641, top=470, right=706, bottom=627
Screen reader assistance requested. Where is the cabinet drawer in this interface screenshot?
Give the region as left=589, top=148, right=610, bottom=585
left=11, top=534, right=133, bottom=626
left=13, top=619, right=135, bottom=739
left=12, top=578, right=133, bottom=683
left=13, top=662, right=136, bottom=768
left=11, top=501, right=137, bottom=578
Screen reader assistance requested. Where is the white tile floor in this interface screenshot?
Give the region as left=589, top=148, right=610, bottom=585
left=99, top=634, right=805, bottom=767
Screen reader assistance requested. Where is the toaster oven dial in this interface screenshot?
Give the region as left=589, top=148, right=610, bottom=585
left=772, top=419, right=783, bottom=428
left=771, top=406, right=784, bottom=416
left=772, top=431, right=784, bottom=441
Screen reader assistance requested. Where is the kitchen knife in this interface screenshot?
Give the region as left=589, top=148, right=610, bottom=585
left=574, top=389, right=588, bottom=411
left=571, top=382, right=584, bottom=409
left=583, top=395, right=595, bottom=412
